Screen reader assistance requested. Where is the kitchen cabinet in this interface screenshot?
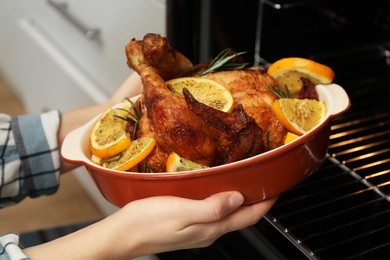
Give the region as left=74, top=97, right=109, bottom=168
left=15, top=0, right=166, bottom=113
left=25, top=0, right=166, bottom=97
left=0, top=0, right=166, bottom=215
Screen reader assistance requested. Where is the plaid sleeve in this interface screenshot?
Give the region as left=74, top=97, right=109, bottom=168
left=0, top=233, right=28, bottom=260
left=0, top=111, right=61, bottom=208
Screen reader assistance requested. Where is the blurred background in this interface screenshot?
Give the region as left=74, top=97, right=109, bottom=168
left=1, top=0, right=389, bottom=259
left=0, top=0, right=166, bottom=237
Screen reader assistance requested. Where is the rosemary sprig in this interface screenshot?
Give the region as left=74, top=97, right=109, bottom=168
left=101, top=154, right=121, bottom=162
left=266, top=131, right=272, bottom=151
left=113, top=98, right=141, bottom=140
left=143, top=162, right=154, bottom=173
left=270, top=85, right=292, bottom=99
left=197, top=48, right=249, bottom=77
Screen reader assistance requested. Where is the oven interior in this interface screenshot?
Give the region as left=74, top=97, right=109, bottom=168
left=160, top=0, right=390, bottom=259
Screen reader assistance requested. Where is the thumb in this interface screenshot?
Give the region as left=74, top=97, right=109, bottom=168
left=198, top=191, right=245, bottom=222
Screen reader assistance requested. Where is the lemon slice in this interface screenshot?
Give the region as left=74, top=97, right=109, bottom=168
left=90, top=108, right=132, bottom=159
left=272, top=98, right=326, bottom=135
left=267, top=57, right=335, bottom=98
left=166, top=152, right=208, bottom=172
left=103, top=137, right=156, bottom=171
left=166, top=77, right=234, bottom=112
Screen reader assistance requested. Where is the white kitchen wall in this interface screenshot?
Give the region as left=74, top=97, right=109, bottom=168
left=0, top=0, right=166, bottom=216
left=0, top=0, right=27, bottom=97
left=25, top=0, right=167, bottom=96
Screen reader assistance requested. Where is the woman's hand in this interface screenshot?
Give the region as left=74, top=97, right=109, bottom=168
left=24, top=192, right=277, bottom=260
left=100, top=191, right=277, bottom=259
left=106, top=72, right=142, bottom=107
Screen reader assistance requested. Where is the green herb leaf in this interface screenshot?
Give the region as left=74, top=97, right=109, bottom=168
left=125, top=98, right=141, bottom=121
left=197, top=48, right=249, bottom=77
left=143, top=162, right=154, bottom=173
left=113, top=98, right=141, bottom=140
left=266, top=131, right=272, bottom=151
left=131, top=122, right=139, bottom=141
left=270, top=85, right=292, bottom=99
left=284, top=84, right=292, bottom=98
left=101, top=154, right=121, bottom=162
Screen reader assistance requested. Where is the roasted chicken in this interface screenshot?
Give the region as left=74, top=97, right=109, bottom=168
left=125, top=33, right=287, bottom=172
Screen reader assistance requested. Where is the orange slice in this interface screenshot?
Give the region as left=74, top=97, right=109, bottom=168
left=272, top=98, right=326, bottom=135
left=103, top=137, right=156, bottom=171
left=90, top=108, right=131, bottom=159
left=267, top=57, right=335, bottom=98
left=284, top=132, right=299, bottom=144
left=166, top=77, right=234, bottom=112
left=166, top=152, right=208, bottom=172
left=91, top=154, right=103, bottom=165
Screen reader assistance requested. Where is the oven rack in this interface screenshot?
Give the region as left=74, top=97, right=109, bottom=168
left=255, top=41, right=390, bottom=259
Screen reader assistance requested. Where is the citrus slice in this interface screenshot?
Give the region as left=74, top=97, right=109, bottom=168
left=166, top=77, right=234, bottom=112
left=91, top=154, right=103, bottom=165
left=90, top=107, right=131, bottom=159
left=267, top=57, right=335, bottom=98
left=103, top=137, right=156, bottom=171
left=272, top=98, right=326, bottom=135
left=166, top=152, right=208, bottom=172
left=284, top=132, right=299, bottom=144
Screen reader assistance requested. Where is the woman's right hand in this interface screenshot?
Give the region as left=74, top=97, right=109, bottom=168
left=103, top=191, right=277, bottom=259
left=24, top=191, right=277, bottom=260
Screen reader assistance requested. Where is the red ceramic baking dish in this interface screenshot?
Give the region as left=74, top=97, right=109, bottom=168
left=61, top=83, right=350, bottom=207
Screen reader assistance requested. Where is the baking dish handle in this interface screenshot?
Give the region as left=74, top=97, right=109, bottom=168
left=61, top=121, right=91, bottom=164
left=316, top=83, right=351, bottom=119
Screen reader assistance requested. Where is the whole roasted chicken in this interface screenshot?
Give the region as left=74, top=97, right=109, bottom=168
left=126, top=33, right=286, bottom=172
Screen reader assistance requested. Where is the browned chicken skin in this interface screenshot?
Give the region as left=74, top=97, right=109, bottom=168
left=202, top=69, right=287, bottom=148
left=126, top=33, right=193, bottom=81
left=183, top=89, right=264, bottom=165
left=126, top=34, right=287, bottom=172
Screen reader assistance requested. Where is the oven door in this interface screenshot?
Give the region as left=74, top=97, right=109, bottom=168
left=165, top=0, right=390, bottom=259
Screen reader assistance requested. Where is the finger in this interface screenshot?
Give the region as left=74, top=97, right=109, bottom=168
left=214, top=196, right=278, bottom=233
left=108, top=73, right=142, bottom=105
left=172, top=196, right=278, bottom=249
left=180, top=191, right=245, bottom=224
